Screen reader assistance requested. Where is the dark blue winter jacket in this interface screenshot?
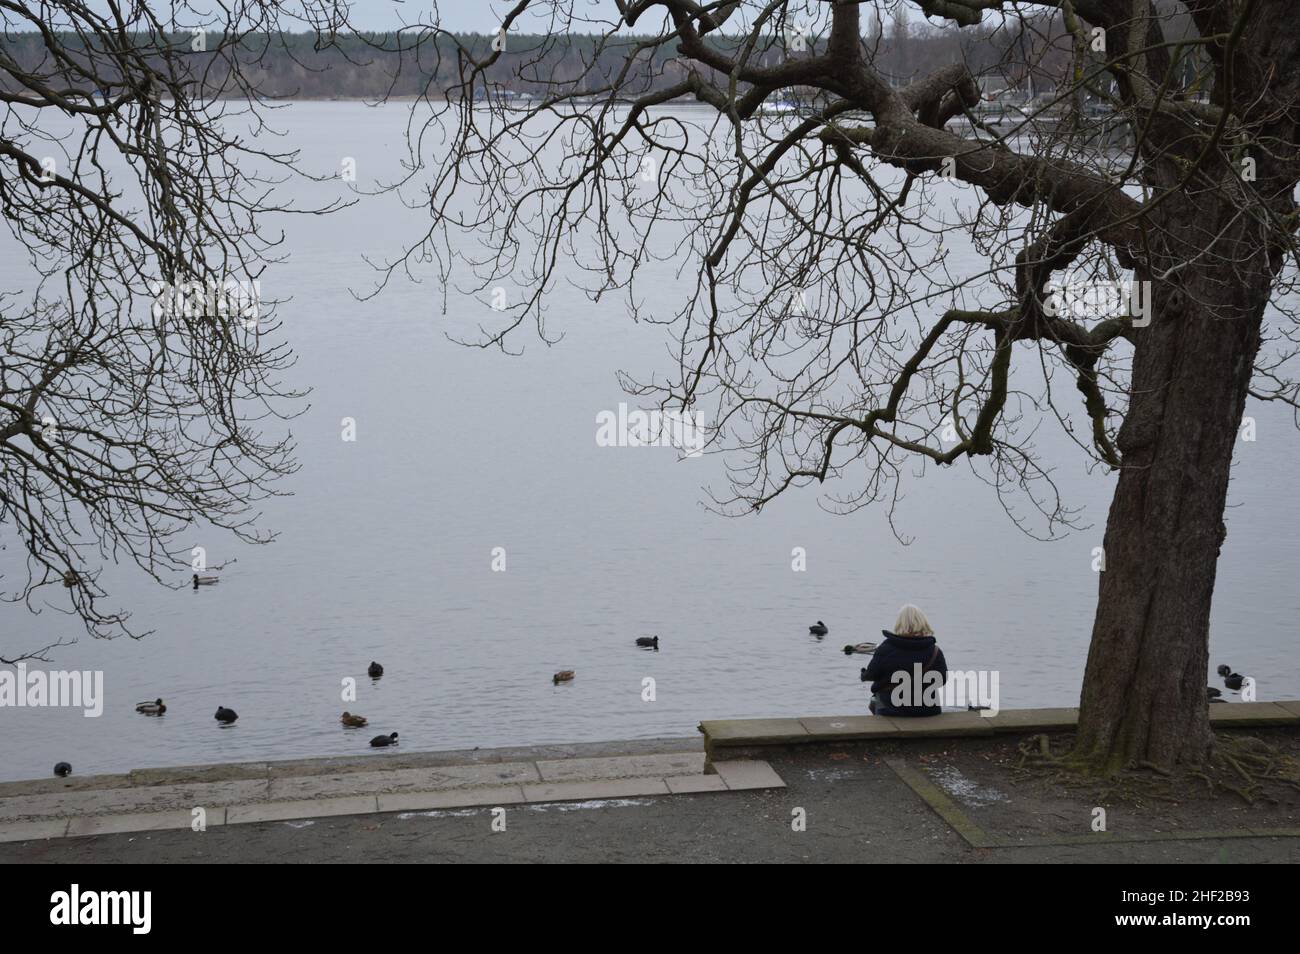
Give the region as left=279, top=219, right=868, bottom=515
left=863, top=631, right=948, bottom=717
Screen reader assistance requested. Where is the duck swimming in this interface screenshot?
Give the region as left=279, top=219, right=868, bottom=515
left=553, top=670, right=575, bottom=684
left=809, top=621, right=828, bottom=637
left=635, top=636, right=659, bottom=649
left=53, top=762, right=72, bottom=778
left=192, top=573, right=219, bottom=588
left=1217, top=665, right=1246, bottom=691
left=340, top=711, right=368, bottom=728
left=367, top=661, right=384, bottom=678
left=370, top=732, right=399, bottom=747
left=135, top=698, right=166, bottom=715
left=843, top=642, right=877, bottom=655
left=214, top=706, right=238, bottom=724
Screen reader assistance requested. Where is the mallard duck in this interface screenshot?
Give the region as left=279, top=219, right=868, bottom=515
left=340, top=711, right=368, bottom=728
left=53, top=762, right=72, bottom=777
left=214, top=706, right=238, bottom=724
left=809, top=620, right=828, bottom=637
left=135, top=698, right=166, bottom=715
left=192, top=573, right=219, bottom=588
left=842, top=642, right=877, bottom=655
left=1217, top=665, right=1246, bottom=691
left=370, top=731, right=398, bottom=747
left=635, top=636, right=659, bottom=649
left=367, top=661, right=384, bottom=678
left=553, top=670, right=575, bottom=684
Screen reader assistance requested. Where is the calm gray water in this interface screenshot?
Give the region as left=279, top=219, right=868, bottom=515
left=2, top=102, right=1297, bottom=781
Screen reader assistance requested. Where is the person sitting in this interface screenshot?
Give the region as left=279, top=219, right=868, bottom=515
left=863, top=604, right=948, bottom=717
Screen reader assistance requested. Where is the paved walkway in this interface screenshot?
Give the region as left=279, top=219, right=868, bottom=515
left=4, top=741, right=1297, bottom=863
left=4, top=709, right=1297, bottom=863
left=0, top=738, right=782, bottom=844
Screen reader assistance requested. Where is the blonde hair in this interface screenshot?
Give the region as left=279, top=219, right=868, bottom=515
left=893, top=604, right=934, bottom=637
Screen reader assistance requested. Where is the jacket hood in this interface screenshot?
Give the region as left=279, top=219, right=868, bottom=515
left=880, top=630, right=936, bottom=649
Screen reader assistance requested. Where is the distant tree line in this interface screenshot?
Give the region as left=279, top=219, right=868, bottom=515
left=0, top=14, right=1166, bottom=101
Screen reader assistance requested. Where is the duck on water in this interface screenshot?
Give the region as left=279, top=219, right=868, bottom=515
left=1217, top=664, right=1248, bottom=691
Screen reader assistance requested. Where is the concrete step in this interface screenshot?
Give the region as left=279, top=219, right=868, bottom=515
left=700, top=701, right=1300, bottom=762
left=0, top=749, right=784, bottom=844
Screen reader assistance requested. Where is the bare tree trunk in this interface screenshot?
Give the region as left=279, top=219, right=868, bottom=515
left=1075, top=203, right=1272, bottom=772
left=401, top=1, right=1300, bottom=773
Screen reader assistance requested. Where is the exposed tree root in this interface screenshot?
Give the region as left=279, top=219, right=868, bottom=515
left=1136, top=760, right=1173, bottom=777
left=1006, top=732, right=1300, bottom=811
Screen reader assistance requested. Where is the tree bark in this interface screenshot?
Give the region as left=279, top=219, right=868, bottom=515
left=1074, top=202, right=1273, bottom=772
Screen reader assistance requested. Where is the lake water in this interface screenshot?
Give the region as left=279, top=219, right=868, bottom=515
left=2, top=102, right=1297, bottom=782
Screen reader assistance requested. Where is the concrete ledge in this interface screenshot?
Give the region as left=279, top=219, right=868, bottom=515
left=701, top=718, right=810, bottom=745
left=0, top=736, right=703, bottom=796
left=535, top=752, right=705, bottom=782
left=979, top=707, right=1078, bottom=733
left=701, top=702, right=1300, bottom=763
left=0, top=778, right=270, bottom=823
left=0, top=772, right=132, bottom=798
left=798, top=716, right=899, bottom=739
left=67, top=809, right=223, bottom=838
left=0, top=748, right=785, bottom=843
left=524, top=777, right=670, bottom=803
left=226, top=796, right=380, bottom=825
left=379, top=785, right=528, bottom=813
left=1207, top=702, right=1298, bottom=726
left=0, top=819, right=70, bottom=844
left=711, top=760, right=786, bottom=791
left=885, top=710, right=998, bottom=737
left=266, top=762, right=541, bottom=801
left=130, top=762, right=271, bottom=787
left=666, top=774, right=729, bottom=794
